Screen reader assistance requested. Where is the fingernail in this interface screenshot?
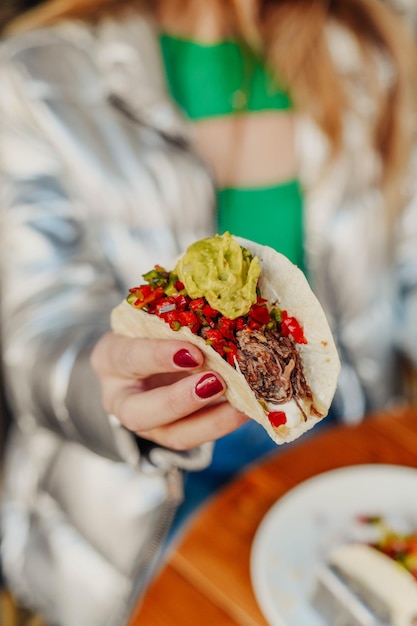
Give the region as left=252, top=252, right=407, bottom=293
left=195, top=373, right=224, bottom=399
left=173, top=349, right=199, bottom=368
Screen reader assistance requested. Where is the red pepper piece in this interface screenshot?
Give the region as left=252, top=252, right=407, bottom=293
left=268, top=411, right=287, bottom=427
left=217, top=317, right=236, bottom=340
left=129, top=284, right=153, bottom=297
left=133, top=286, right=165, bottom=309
left=235, top=318, right=246, bottom=331
left=160, top=310, right=178, bottom=326
left=212, top=343, right=226, bottom=356
left=152, top=300, right=176, bottom=317
left=189, top=298, right=205, bottom=311
left=280, top=310, right=307, bottom=344
left=202, top=304, right=219, bottom=318
left=204, top=315, right=217, bottom=328
left=177, top=311, right=199, bottom=328
left=249, top=303, right=271, bottom=325
left=224, top=342, right=238, bottom=366
left=176, top=311, right=192, bottom=325
left=205, top=329, right=224, bottom=344
left=174, top=294, right=188, bottom=311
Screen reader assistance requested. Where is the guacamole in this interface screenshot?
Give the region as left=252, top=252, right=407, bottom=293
left=175, top=232, right=261, bottom=319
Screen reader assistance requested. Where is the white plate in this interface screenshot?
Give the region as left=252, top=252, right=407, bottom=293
left=250, top=464, right=417, bottom=626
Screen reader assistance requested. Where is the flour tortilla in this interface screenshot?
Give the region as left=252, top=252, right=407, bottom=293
left=111, top=237, right=340, bottom=444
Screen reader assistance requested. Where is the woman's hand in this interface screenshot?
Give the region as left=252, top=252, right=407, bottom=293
left=91, top=332, right=248, bottom=450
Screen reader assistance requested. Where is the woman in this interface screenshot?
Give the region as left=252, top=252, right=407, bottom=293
left=1, top=1, right=417, bottom=625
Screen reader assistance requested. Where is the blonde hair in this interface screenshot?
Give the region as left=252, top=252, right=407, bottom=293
left=260, top=0, right=417, bottom=216
left=6, top=0, right=417, bottom=215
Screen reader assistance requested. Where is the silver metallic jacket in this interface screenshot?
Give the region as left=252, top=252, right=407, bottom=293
left=1, top=11, right=417, bottom=626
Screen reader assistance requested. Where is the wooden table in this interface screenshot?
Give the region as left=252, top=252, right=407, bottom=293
left=128, top=405, right=417, bottom=626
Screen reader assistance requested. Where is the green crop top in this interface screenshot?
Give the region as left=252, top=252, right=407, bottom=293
left=159, top=33, right=304, bottom=270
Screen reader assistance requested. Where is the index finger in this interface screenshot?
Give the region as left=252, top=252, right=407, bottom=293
left=91, top=332, right=204, bottom=380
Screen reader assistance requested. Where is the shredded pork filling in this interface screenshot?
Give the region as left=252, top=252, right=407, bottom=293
left=235, top=328, right=312, bottom=407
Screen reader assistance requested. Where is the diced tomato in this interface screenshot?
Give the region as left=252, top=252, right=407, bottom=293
left=235, top=318, right=245, bottom=331
left=129, top=284, right=153, bottom=297
left=204, top=315, right=217, bottom=328
left=174, top=294, right=188, bottom=311
left=280, top=310, right=307, bottom=344
left=211, top=343, right=225, bottom=356
left=132, top=286, right=165, bottom=309
left=249, top=303, right=271, bottom=325
left=217, top=317, right=235, bottom=340
left=189, top=298, right=205, bottom=311
left=160, top=310, right=178, bottom=326
left=152, top=298, right=173, bottom=316
left=202, top=304, right=219, bottom=318
left=177, top=311, right=200, bottom=331
left=224, top=342, right=238, bottom=366
left=268, top=411, right=287, bottom=427
left=204, top=329, right=224, bottom=344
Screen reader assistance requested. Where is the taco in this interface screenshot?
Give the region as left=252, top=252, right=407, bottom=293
left=111, top=232, right=340, bottom=444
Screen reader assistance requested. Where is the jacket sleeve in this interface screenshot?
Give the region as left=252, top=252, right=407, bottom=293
left=395, top=155, right=417, bottom=372
left=0, top=35, right=139, bottom=463
left=0, top=31, right=214, bottom=473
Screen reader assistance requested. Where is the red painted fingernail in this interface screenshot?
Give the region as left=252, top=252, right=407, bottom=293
left=173, top=349, right=199, bottom=368
left=195, top=373, right=224, bottom=399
